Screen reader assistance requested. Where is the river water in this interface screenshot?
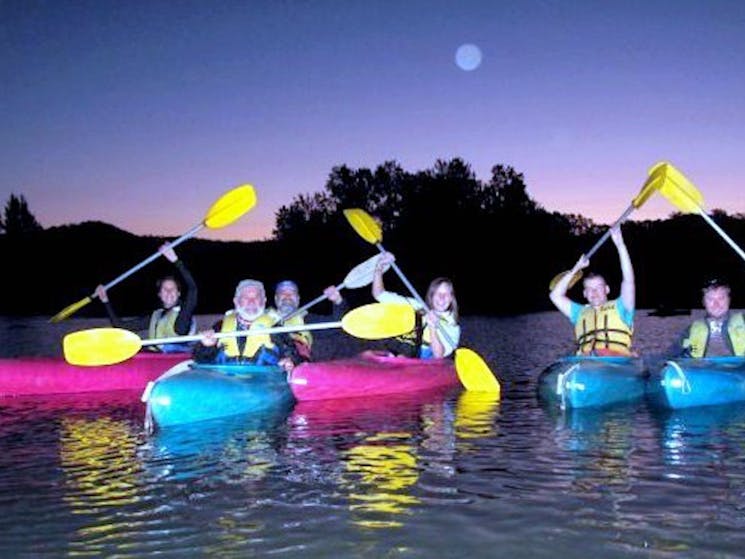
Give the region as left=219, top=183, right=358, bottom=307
left=2, top=311, right=745, bottom=558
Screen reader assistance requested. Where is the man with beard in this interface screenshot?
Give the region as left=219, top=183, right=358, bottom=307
left=268, top=280, right=347, bottom=371
left=193, top=279, right=289, bottom=366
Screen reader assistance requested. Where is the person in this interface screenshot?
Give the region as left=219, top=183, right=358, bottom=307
left=549, top=225, right=636, bottom=356
left=194, top=279, right=313, bottom=372
left=95, top=243, right=198, bottom=353
left=674, top=279, right=745, bottom=357
left=267, top=280, right=347, bottom=369
left=371, top=252, right=460, bottom=359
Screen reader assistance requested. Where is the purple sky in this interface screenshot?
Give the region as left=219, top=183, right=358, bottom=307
left=2, top=0, right=744, bottom=241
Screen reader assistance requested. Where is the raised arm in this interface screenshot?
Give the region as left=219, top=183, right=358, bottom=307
left=549, top=254, right=589, bottom=319
left=611, top=226, right=635, bottom=312
left=372, top=252, right=395, bottom=300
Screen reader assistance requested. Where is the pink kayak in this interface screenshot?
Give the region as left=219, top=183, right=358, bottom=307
left=0, top=352, right=190, bottom=397
left=288, top=350, right=459, bottom=401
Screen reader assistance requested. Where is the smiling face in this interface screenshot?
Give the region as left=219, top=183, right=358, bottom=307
left=703, top=286, right=731, bottom=320
left=234, top=285, right=266, bottom=321
left=275, top=285, right=300, bottom=315
left=582, top=275, right=610, bottom=308
left=429, top=281, right=454, bottom=313
left=158, top=279, right=180, bottom=309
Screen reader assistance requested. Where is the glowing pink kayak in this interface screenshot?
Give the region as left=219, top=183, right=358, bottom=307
left=288, top=350, right=459, bottom=401
left=0, top=352, right=190, bottom=397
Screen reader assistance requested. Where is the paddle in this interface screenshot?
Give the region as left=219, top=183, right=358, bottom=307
left=548, top=167, right=666, bottom=290
left=343, top=208, right=501, bottom=394
left=280, top=254, right=392, bottom=323
left=63, top=302, right=415, bottom=366
left=653, top=161, right=745, bottom=264
left=50, top=184, right=257, bottom=323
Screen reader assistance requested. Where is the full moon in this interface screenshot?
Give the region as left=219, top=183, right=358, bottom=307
left=455, top=44, right=482, bottom=71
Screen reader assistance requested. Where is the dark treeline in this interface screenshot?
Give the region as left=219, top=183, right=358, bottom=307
left=2, top=159, right=745, bottom=317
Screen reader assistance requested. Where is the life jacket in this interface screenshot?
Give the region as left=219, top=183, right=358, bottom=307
left=682, top=313, right=745, bottom=357
left=220, top=311, right=276, bottom=359
left=574, top=301, right=633, bottom=356
left=147, top=306, right=197, bottom=353
left=395, top=311, right=457, bottom=359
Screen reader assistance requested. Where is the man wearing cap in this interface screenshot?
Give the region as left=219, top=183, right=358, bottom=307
left=268, top=280, right=346, bottom=371
left=677, top=279, right=745, bottom=357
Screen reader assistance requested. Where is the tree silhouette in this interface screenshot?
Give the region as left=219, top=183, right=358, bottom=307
left=0, top=193, right=42, bottom=236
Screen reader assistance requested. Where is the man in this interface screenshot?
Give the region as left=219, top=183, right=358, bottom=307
left=96, top=243, right=197, bottom=353
left=268, top=280, right=347, bottom=368
left=677, top=279, right=745, bottom=357
left=194, top=279, right=283, bottom=366
left=549, top=226, right=636, bottom=356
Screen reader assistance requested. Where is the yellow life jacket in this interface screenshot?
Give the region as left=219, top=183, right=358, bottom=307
left=574, top=301, right=633, bottom=355
left=220, top=311, right=276, bottom=358
left=395, top=311, right=457, bottom=357
left=148, top=306, right=196, bottom=339
left=682, top=313, right=745, bottom=357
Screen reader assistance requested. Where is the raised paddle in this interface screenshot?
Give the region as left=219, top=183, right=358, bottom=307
left=548, top=167, right=667, bottom=291
left=50, top=185, right=257, bottom=323
left=343, top=208, right=501, bottom=394
left=652, top=161, right=745, bottom=264
left=63, top=302, right=415, bottom=366
left=280, top=254, right=392, bottom=323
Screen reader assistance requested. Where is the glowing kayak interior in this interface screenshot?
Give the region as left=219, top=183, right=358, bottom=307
left=537, top=355, right=648, bottom=409
left=647, top=357, right=745, bottom=409
left=143, top=360, right=295, bottom=429
left=0, top=352, right=190, bottom=397
left=287, top=350, right=459, bottom=401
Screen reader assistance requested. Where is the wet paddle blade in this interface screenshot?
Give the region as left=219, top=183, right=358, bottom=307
left=341, top=303, right=414, bottom=340
left=343, top=208, right=383, bottom=244
left=455, top=348, right=501, bottom=393
left=204, top=184, right=257, bottom=228
left=343, top=254, right=392, bottom=289
left=548, top=270, right=583, bottom=292
left=49, top=296, right=92, bottom=323
left=653, top=162, right=705, bottom=214
left=63, top=328, right=143, bottom=366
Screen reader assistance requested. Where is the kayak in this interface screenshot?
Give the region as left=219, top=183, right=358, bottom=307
left=0, top=352, right=190, bottom=397
left=287, top=350, right=459, bottom=401
left=537, top=355, right=648, bottom=409
left=143, top=360, right=295, bottom=429
left=647, top=357, right=745, bottom=409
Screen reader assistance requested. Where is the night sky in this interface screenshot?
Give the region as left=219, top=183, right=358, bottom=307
left=2, top=0, right=744, bottom=241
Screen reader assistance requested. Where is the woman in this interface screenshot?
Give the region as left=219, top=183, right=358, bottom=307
left=371, top=252, right=460, bottom=359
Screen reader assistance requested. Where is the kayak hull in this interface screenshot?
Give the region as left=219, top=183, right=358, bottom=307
left=288, top=350, right=459, bottom=401
left=0, top=352, right=190, bottom=397
left=537, top=355, right=647, bottom=409
left=647, top=357, right=745, bottom=409
left=144, top=361, right=294, bottom=428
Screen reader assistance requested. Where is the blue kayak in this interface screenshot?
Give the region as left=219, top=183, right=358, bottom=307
left=537, top=355, right=648, bottom=409
left=647, top=357, right=745, bottom=409
left=142, top=360, right=295, bottom=429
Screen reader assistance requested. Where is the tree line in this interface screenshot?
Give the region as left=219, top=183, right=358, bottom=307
left=2, top=158, right=744, bottom=317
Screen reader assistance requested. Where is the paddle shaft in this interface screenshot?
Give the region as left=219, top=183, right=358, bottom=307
left=373, top=243, right=457, bottom=349
left=583, top=204, right=635, bottom=260
left=99, top=223, right=203, bottom=295
left=139, top=320, right=343, bottom=347
left=697, top=208, right=745, bottom=263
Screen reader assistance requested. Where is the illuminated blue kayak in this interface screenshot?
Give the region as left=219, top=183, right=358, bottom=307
left=537, top=355, right=648, bottom=409
left=647, top=357, right=745, bottom=409
left=142, top=360, right=294, bottom=429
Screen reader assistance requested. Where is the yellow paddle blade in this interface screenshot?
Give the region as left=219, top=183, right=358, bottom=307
left=454, top=348, right=501, bottom=393
left=454, top=390, right=500, bottom=439
left=49, top=296, right=92, bottom=323
left=204, top=184, right=257, bottom=228
left=548, top=269, right=583, bottom=292
left=652, top=162, right=705, bottom=214
left=63, top=328, right=143, bottom=366
left=343, top=208, right=383, bottom=244
left=341, top=303, right=414, bottom=340
left=631, top=166, right=665, bottom=208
